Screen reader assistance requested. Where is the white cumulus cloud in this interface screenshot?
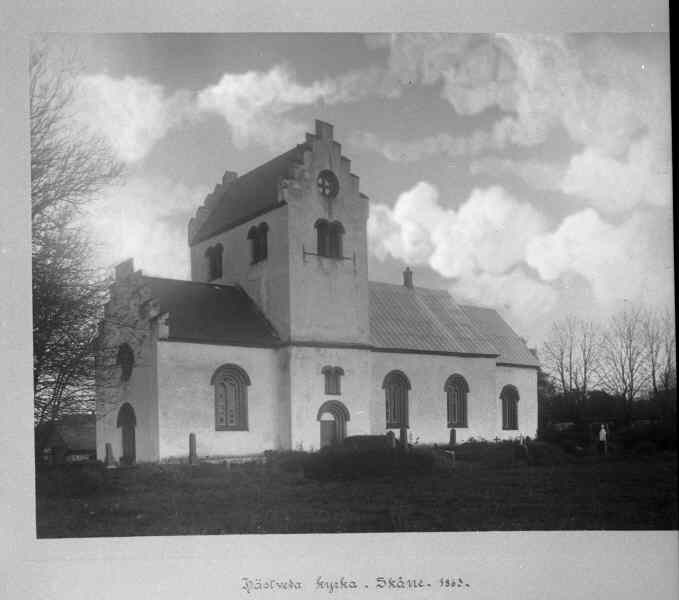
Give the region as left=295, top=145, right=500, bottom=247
left=72, top=74, right=193, bottom=163
left=83, top=176, right=208, bottom=279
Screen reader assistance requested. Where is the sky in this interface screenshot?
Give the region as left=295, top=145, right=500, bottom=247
left=43, top=33, right=673, bottom=346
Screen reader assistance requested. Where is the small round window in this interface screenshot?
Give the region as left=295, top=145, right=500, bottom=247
left=316, top=170, right=339, bottom=199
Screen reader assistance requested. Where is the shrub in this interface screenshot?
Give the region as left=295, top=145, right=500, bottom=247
left=453, top=441, right=525, bottom=467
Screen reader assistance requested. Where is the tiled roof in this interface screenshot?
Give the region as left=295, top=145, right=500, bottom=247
left=191, top=145, right=307, bottom=245
left=143, top=277, right=280, bottom=346
left=460, top=305, right=539, bottom=368
left=369, top=282, right=499, bottom=356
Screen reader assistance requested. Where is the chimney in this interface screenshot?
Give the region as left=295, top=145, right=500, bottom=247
left=315, top=120, right=334, bottom=141
left=403, top=266, right=413, bottom=289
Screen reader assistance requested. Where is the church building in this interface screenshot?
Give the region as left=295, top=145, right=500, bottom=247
left=96, top=120, right=538, bottom=464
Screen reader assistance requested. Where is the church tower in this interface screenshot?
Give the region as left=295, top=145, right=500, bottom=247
left=284, top=120, right=370, bottom=345
left=187, top=120, right=370, bottom=346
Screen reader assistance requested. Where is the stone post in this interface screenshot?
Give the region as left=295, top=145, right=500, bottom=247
left=189, top=433, right=197, bottom=465
left=104, top=443, right=115, bottom=468
left=449, top=428, right=456, bottom=448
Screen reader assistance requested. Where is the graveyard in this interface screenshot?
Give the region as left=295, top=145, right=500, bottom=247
left=35, top=441, right=677, bottom=537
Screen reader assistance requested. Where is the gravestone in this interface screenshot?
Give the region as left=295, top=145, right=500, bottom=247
left=189, top=433, right=197, bottom=465
left=104, top=443, right=115, bottom=468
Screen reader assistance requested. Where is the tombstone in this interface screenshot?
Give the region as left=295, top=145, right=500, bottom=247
left=386, top=430, right=396, bottom=449
left=399, top=426, right=408, bottom=450
left=189, top=433, right=197, bottom=465
left=104, top=443, right=115, bottom=468
left=449, top=428, right=457, bottom=448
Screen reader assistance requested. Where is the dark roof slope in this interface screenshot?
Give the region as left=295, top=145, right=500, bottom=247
left=460, top=305, right=539, bottom=368
left=191, top=145, right=307, bottom=245
left=369, top=282, right=499, bottom=356
left=143, top=277, right=280, bottom=347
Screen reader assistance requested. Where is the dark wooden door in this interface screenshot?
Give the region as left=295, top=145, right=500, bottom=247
left=320, top=420, right=337, bottom=448
left=121, top=424, right=136, bottom=465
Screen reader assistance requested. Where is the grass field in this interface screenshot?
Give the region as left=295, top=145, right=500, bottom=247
left=35, top=447, right=677, bottom=537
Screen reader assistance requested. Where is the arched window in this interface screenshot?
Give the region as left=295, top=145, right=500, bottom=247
left=501, top=384, right=519, bottom=430
left=321, top=365, right=344, bottom=395
left=211, top=364, right=251, bottom=431
left=315, top=219, right=345, bottom=258
left=382, top=370, right=410, bottom=429
left=205, top=243, right=223, bottom=280
left=445, top=374, right=469, bottom=428
left=248, top=223, right=269, bottom=264
left=116, top=343, right=135, bottom=381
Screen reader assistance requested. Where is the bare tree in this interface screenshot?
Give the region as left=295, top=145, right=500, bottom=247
left=31, top=41, right=123, bottom=448
left=658, top=307, right=677, bottom=392
left=541, top=316, right=601, bottom=420
left=598, top=306, right=649, bottom=422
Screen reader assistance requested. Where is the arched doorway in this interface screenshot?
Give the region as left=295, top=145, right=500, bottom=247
left=117, top=402, right=137, bottom=465
left=317, top=400, right=350, bottom=448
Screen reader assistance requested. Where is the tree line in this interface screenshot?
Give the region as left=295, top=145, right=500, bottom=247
left=539, top=307, right=676, bottom=426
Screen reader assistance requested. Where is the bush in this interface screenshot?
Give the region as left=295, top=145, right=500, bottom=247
left=340, top=435, right=394, bottom=451
left=453, top=441, right=526, bottom=467
left=304, top=447, right=435, bottom=481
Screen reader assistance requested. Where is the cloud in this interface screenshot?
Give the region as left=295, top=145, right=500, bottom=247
left=196, top=65, right=396, bottom=151
left=356, top=34, right=671, bottom=171
left=526, top=208, right=674, bottom=311
left=83, top=176, right=208, bottom=279
left=451, top=267, right=560, bottom=337
left=368, top=181, right=548, bottom=278
left=73, top=74, right=193, bottom=163
left=470, top=136, right=672, bottom=213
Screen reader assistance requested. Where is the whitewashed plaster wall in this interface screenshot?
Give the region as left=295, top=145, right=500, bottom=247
left=156, top=341, right=283, bottom=459
left=288, top=346, right=373, bottom=451
left=370, top=352, right=500, bottom=445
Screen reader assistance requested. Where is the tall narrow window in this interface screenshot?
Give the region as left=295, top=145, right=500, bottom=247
left=211, top=364, right=250, bottom=431
left=322, top=366, right=344, bottom=395
left=501, top=385, right=519, bottom=430
left=116, top=343, right=134, bottom=381
left=445, top=374, right=469, bottom=428
left=257, top=222, right=269, bottom=261
left=383, top=370, right=410, bottom=429
left=315, top=219, right=330, bottom=256
left=205, top=243, right=223, bottom=280
left=248, top=223, right=269, bottom=264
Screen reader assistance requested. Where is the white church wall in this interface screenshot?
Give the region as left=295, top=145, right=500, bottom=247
left=494, top=365, right=539, bottom=440
left=370, top=352, right=499, bottom=445
left=96, top=270, right=159, bottom=463
left=288, top=346, right=372, bottom=451
left=189, top=204, right=291, bottom=341
left=156, top=341, right=282, bottom=459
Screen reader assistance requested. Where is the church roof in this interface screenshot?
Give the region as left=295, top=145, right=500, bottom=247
left=368, top=282, right=500, bottom=357
left=460, top=305, right=540, bottom=368
left=190, top=145, right=307, bottom=245
left=142, top=277, right=281, bottom=347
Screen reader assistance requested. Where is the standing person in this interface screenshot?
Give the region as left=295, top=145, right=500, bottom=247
left=598, top=424, right=608, bottom=456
